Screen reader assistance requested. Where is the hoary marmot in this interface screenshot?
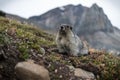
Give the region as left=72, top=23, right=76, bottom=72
left=56, top=24, right=88, bottom=56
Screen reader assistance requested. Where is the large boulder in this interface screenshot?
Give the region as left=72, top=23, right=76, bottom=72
left=15, top=60, right=50, bottom=80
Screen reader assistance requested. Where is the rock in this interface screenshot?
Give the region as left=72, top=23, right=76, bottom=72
left=80, top=48, right=89, bottom=55
left=74, top=68, right=95, bottom=80
left=15, top=60, right=50, bottom=80
left=40, top=47, right=45, bottom=55
left=108, top=49, right=120, bottom=56
left=80, top=41, right=89, bottom=55
left=68, top=65, right=75, bottom=72
left=68, top=65, right=96, bottom=79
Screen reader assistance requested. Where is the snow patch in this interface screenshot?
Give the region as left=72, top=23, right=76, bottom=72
left=59, top=6, right=65, bottom=11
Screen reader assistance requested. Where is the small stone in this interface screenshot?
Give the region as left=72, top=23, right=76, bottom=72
left=55, top=69, right=58, bottom=73
left=15, top=61, right=50, bottom=80
left=40, top=47, right=45, bottom=55
left=74, top=68, right=95, bottom=79
left=26, top=59, right=34, bottom=63
left=68, top=65, right=75, bottom=72
left=59, top=67, right=62, bottom=70
left=100, top=64, right=105, bottom=67
left=37, top=54, right=43, bottom=57
left=59, top=75, right=63, bottom=78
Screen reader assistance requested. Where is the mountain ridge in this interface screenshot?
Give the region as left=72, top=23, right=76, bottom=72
left=28, top=4, right=120, bottom=52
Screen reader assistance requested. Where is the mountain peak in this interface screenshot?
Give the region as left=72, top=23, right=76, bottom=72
left=91, top=3, right=100, bottom=10
left=91, top=3, right=99, bottom=7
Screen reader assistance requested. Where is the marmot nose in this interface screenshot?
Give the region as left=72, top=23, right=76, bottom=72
left=60, top=26, right=65, bottom=30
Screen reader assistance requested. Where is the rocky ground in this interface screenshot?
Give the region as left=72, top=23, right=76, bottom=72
left=0, top=17, right=120, bottom=80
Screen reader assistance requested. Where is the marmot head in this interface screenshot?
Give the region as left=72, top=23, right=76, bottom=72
left=58, top=24, right=73, bottom=36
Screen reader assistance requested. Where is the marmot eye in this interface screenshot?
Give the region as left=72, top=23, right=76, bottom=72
left=60, top=26, right=64, bottom=29
left=70, top=26, right=72, bottom=30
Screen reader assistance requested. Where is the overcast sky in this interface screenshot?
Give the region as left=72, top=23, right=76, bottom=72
left=0, top=0, right=120, bottom=28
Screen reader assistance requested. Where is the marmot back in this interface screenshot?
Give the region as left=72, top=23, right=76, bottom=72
left=56, top=24, right=88, bottom=56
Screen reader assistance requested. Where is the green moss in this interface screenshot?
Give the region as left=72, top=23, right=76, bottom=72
left=0, top=32, right=11, bottom=46
left=99, top=54, right=120, bottom=80
left=20, top=52, right=29, bottom=60
left=0, top=16, right=55, bottom=58
left=47, top=53, right=61, bottom=62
